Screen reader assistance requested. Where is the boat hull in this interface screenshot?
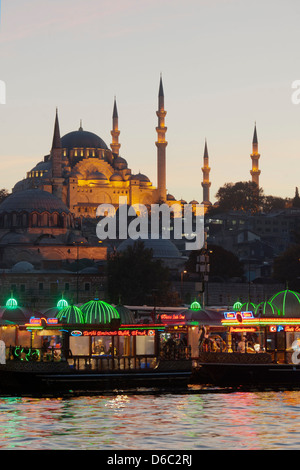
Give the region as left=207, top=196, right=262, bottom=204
left=0, top=360, right=192, bottom=395
left=192, top=362, right=300, bottom=388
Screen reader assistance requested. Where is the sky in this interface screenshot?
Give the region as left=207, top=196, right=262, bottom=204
left=0, top=0, right=300, bottom=204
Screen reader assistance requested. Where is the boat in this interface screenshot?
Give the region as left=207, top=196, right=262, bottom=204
left=191, top=290, right=300, bottom=388
left=0, top=298, right=192, bottom=395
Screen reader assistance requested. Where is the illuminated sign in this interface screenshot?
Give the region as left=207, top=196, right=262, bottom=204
left=82, top=329, right=154, bottom=337
left=28, top=317, right=59, bottom=326
left=224, top=311, right=254, bottom=322
left=230, top=327, right=257, bottom=333
left=160, top=314, right=185, bottom=323
left=71, top=330, right=83, bottom=337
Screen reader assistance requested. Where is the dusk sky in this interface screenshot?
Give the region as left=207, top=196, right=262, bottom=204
left=1, top=0, right=300, bottom=204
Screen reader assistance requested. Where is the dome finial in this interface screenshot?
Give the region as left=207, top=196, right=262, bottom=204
left=79, top=119, right=83, bottom=131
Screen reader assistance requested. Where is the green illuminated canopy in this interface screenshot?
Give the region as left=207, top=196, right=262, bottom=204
left=269, top=289, right=300, bottom=317
left=240, top=302, right=256, bottom=312
left=56, top=305, right=84, bottom=324
left=81, top=299, right=120, bottom=325
left=254, top=301, right=280, bottom=317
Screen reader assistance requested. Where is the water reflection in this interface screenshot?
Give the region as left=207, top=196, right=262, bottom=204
left=0, top=392, right=300, bottom=449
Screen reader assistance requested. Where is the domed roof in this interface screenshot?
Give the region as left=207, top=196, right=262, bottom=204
left=11, top=261, right=34, bottom=273
left=61, top=129, right=108, bottom=150
left=114, top=156, right=128, bottom=169
left=81, top=299, right=120, bottom=325
left=118, top=238, right=181, bottom=259
left=30, top=161, right=51, bottom=172
left=115, top=305, right=136, bottom=324
left=130, top=173, right=150, bottom=182
left=167, top=194, right=175, bottom=201
left=1, top=189, right=70, bottom=214
left=255, top=301, right=280, bottom=317
left=269, top=289, right=300, bottom=317
left=0, top=298, right=29, bottom=324
left=56, top=305, right=84, bottom=324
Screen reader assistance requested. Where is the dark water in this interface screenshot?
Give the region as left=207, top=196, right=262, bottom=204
left=0, top=388, right=300, bottom=450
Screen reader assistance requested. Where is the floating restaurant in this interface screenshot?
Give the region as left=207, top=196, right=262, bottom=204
left=1, top=289, right=300, bottom=393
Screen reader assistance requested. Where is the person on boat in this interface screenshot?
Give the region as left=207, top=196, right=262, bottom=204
left=237, top=335, right=247, bottom=353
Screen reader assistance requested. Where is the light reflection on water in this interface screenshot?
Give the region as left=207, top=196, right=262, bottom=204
left=0, top=390, right=300, bottom=449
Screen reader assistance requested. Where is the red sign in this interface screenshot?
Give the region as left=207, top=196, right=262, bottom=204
left=82, top=330, right=153, bottom=337
left=160, top=314, right=186, bottom=324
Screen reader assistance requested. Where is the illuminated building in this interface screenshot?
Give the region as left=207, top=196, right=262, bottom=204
left=12, top=78, right=184, bottom=217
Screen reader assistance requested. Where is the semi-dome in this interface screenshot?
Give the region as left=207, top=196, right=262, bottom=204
left=61, top=129, right=108, bottom=150
left=269, top=289, right=300, bottom=317
left=87, top=170, right=108, bottom=181
left=81, top=299, right=120, bottom=325
left=110, top=173, right=123, bottom=182
left=0, top=189, right=70, bottom=214
left=56, top=305, right=84, bottom=324
left=255, top=301, right=280, bottom=317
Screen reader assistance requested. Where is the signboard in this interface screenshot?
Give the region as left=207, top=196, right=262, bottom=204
left=160, top=313, right=186, bottom=324
left=81, top=330, right=155, bottom=337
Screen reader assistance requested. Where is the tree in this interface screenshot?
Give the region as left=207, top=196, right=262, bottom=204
left=272, top=244, right=300, bottom=291
left=106, top=241, right=174, bottom=306
left=0, top=189, right=9, bottom=204
left=214, top=181, right=264, bottom=213
left=186, top=244, right=244, bottom=280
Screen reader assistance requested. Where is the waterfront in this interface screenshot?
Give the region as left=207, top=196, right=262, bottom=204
left=0, top=389, right=300, bottom=450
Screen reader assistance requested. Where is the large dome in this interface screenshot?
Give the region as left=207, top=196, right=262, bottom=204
left=0, top=189, right=70, bottom=214
left=61, top=129, right=108, bottom=150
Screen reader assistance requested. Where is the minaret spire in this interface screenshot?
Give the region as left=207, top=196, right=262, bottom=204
left=250, top=122, right=261, bottom=187
left=51, top=108, right=63, bottom=179
left=201, top=139, right=211, bottom=210
left=110, top=96, right=121, bottom=155
left=156, top=75, right=167, bottom=203
left=52, top=108, right=62, bottom=150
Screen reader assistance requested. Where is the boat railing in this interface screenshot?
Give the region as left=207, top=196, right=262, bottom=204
left=68, top=354, right=158, bottom=371
left=159, top=344, right=191, bottom=360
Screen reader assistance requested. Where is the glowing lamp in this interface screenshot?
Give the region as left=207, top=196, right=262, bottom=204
left=5, top=298, right=18, bottom=309
left=57, top=298, right=68, bottom=310
left=190, top=301, right=201, bottom=311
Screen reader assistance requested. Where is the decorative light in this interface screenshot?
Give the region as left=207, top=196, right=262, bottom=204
left=190, top=301, right=201, bottom=311
left=57, top=298, right=68, bottom=310
left=233, top=301, right=243, bottom=311
left=5, top=298, right=18, bottom=309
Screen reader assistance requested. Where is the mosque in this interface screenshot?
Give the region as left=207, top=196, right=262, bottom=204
left=12, top=77, right=196, bottom=217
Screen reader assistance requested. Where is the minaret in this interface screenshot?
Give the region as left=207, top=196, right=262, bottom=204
left=156, top=76, right=167, bottom=203
left=110, top=97, right=121, bottom=156
left=51, top=108, right=62, bottom=179
left=201, top=140, right=211, bottom=208
left=250, top=123, right=261, bottom=187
